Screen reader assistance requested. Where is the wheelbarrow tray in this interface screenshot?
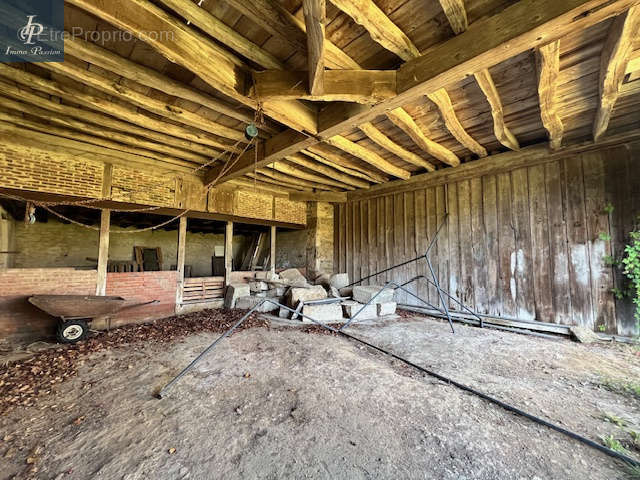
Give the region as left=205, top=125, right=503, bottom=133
left=29, top=295, right=126, bottom=320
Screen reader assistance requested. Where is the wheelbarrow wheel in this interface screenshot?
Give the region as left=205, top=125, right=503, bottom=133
left=57, top=320, right=88, bottom=344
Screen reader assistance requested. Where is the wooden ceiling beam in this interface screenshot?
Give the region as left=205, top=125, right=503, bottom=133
left=41, top=60, right=245, bottom=142
left=325, top=135, right=411, bottom=179
left=259, top=166, right=338, bottom=190
left=426, top=89, right=487, bottom=157
left=594, top=6, right=640, bottom=141
left=330, top=0, right=419, bottom=61
left=301, top=149, right=384, bottom=183
left=0, top=79, right=223, bottom=159
left=223, top=0, right=360, bottom=69
left=358, top=122, right=436, bottom=171
left=66, top=0, right=317, bottom=134
left=273, top=161, right=357, bottom=190
left=438, top=0, right=468, bottom=35
left=245, top=172, right=310, bottom=191
left=289, top=191, right=348, bottom=202
left=287, top=153, right=370, bottom=188
left=386, top=107, right=460, bottom=166
left=473, top=69, right=520, bottom=151
left=303, top=0, right=326, bottom=95
left=64, top=36, right=261, bottom=129
left=252, top=70, right=395, bottom=103
left=229, top=178, right=297, bottom=195
left=535, top=41, right=564, bottom=150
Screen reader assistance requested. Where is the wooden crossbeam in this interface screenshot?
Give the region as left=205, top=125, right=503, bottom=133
left=426, top=89, right=487, bottom=157
left=325, top=136, right=411, bottom=179
left=273, top=161, right=356, bottom=190
left=223, top=0, right=360, bottom=69
left=303, top=0, right=326, bottom=95
left=0, top=79, right=224, bottom=159
left=287, top=153, right=370, bottom=188
left=386, top=108, right=460, bottom=166
left=0, top=64, right=237, bottom=152
left=303, top=147, right=388, bottom=183
left=594, top=6, right=640, bottom=141
left=260, top=166, right=337, bottom=190
left=438, top=0, right=468, bottom=35
left=289, top=191, right=348, bottom=202
left=358, top=122, right=436, bottom=171
left=535, top=41, right=564, bottom=149
left=230, top=178, right=298, bottom=195
left=252, top=70, right=396, bottom=103
left=330, top=0, right=419, bottom=61
left=473, top=69, right=520, bottom=151
left=67, top=0, right=317, bottom=134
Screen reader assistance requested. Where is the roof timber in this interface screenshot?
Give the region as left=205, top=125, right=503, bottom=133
left=438, top=0, right=468, bottom=35
left=535, top=41, right=565, bottom=150
left=286, top=153, right=370, bottom=188
left=303, top=0, right=326, bottom=96
left=325, top=136, right=411, bottom=179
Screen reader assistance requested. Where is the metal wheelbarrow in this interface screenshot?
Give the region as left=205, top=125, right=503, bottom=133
left=28, top=295, right=158, bottom=344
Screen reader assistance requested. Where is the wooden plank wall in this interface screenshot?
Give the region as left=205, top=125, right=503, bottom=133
left=335, top=144, right=640, bottom=336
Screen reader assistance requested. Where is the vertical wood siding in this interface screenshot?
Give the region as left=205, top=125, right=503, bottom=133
left=336, top=145, right=640, bottom=336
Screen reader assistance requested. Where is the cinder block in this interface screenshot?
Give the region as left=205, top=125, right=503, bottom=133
left=341, top=300, right=377, bottom=320
left=224, top=284, right=250, bottom=309
left=301, top=303, right=343, bottom=324
left=352, top=285, right=394, bottom=304
left=377, top=302, right=397, bottom=316
left=286, top=285, right=327, bottom=307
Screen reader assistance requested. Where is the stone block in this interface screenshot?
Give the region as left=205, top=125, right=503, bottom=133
left=278, top=307, right=291, bottom=319
left=329, top=286, right=341, bottom=298
left=255, top=271, right=280, bottom=282
left=286, top=284, right=327, bottom=307
left=234, top=295, right=278, bottom=312
left=341, top=300, right=377, bottom=320
left=249, top=281, right=269, bottom=292
left=330, top=273, right=350, bottom=290
left=301, top=303, right=343, bottom=324
left=279, top=268, right=304, bottom=281
left=314, top=273, right=331, bottom=288
left=224, top=284, right=250, bottom=309
left=352, top=285, right=394, bottom=304
left=377, top=302, right=397, bottom=316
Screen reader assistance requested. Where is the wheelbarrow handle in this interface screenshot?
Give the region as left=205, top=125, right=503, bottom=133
left=118, top=299, right=159, bottom=311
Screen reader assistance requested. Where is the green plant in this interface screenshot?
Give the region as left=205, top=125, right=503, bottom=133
left=612, top=287, right=627, bottom=300
left=600, top=378, right=640, bottom=400
left=603, top=255, right=620, bottom=267
left=625, top=463, right=640, bottom=480
left=600, top=232, right=612, bottom=242
left=602, top=412, right=627, bottom=427
left=621, top=230, right=640, bottom=333
left=602, top=434, right=630, bottom=454
left=604, top=202, right=615, bottom=215
left=598, top=324, right=606, bottom=332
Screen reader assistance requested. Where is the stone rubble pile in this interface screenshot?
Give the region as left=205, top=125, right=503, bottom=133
left=224, top=269, right=397, bottom=323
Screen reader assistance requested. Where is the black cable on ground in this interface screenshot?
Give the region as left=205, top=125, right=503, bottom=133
left=337, top=329, right=640, bottom=469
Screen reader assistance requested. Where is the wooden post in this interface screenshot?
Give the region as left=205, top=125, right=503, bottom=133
left=175, top=216, right=187, bottom=304
left=224, top=221, right=233, bottom=286
left=96, top=209, right=110, bottom=296
left=270, top=225, right=276, bottom=274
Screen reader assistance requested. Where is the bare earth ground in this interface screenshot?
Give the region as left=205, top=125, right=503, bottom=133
left=1, top=315, right=639, bottom=480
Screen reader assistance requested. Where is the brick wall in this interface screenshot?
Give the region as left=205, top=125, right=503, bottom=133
left=102, top=271, right=177, bottom=328
left=0, top=268, right=97, bottom=342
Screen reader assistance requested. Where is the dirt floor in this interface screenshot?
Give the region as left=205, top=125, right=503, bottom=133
left=1, top=312, right=639, bottom=479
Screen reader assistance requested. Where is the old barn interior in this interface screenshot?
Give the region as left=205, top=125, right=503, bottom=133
left=1, top=0, right=640, bottom=478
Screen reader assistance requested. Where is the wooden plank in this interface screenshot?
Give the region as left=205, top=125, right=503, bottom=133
left=594, top=6, right=640, bottom=141
left=393, top=194, right=404, bottom=303
left=435, top=186, right=449, bottom=311
left=386, top=108, right=460, bottom=167
left=367, top=199, right=377, bottom=287
left=252, top=70, right=396, bottom=103
left=384, top=196, right=393, bottom=285
left=176, top=216, right=187, bottom=304
left=470, top=178, right=487, bottom=313
left=563, top=157, right=593, bottom=328
left=330, top=0, right=420, bottom=61
left=353, top=202, right=361, bottom=282
left=303, top=148, right=384, bottom=183
left=346, top=202, right=352, bottom=282
left=426, top=188, right=438, bottom=304
left=535, top=41, right=564, bottom=149
left=287, top=154, right=369, bottom=188
left=511, top=168, right=536, bottom=320
left=376, top=196, right=385, bottom=284
left=224, top=221, right=233, bottom=286
left=96, top=209, right=110, bottom=296
left=496, top=172, right=517, bottom=317
left=473, top=69, right=520, bottom=151
left=582, top=151, right=616, bottom=333
left=457, top=180, right=474, bottom=308
left=439, top=0, right=468, bottom=35
left=426, top=89, right=487, bottom=157
left=358, top=122, right=435, bottom=171
left=339, top=203, right=346, bottom=272
left=325, top=136, right=411, bottom=179
left=303, top=0, right=326, bottom=96
left=482, top=175, right=500, bottom=315
left=360, top=201, right=368, bottom=286
left=405, top=191, right=417, bottom=304
left=414, top=189, right=428, bottom=305
left=447, top=183, right=460, bottom=309
left=270, top=225, right=276, bottom=274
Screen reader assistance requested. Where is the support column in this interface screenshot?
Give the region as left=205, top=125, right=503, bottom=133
left=96, top=209, right=110, bottom=296
left=270, top=225, right=276, bottom=274
left=224, top=221, right=233, bottom=286
left=175, top=216, right=187, bottom=304
left=305, top=202, right=334, bottom=278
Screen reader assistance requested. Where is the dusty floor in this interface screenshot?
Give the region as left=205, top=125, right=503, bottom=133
left=1, top=315, right=639, bottom=479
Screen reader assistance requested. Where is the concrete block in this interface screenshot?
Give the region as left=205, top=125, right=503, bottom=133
left=301, top=303, right=343, bottom=324
left=352, top=285, right=394, bottom=304
left=286, top=285, right=327, bottom=307
left=224, top=284, right=250, bottom=309
left=249, top=281, right=269, bottom=293
left=330, top=273, right=350, bottom=290
left=377, top=302, right=397, bottom=316
left=234, top=295, right=278, bottom=313
left=341, top=300, right=377, bottom=320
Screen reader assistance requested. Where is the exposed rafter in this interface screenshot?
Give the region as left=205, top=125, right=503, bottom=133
left=330, top=0, right=420, bottom=61
left=386, top=107, right=460, bottom=166
left=303, top=0, right=326, bottom=95
left=260, top=166, right=337, bottom=191
left=438, top=0, right=468, bottom=35
left=593, top=6, right=640, bottom=141
left=535, top=41, right=564, bottom=150
left=289, top=191, right=348, bottom=202
left=358, top=122, right=436, bottom=171
left=287, top=153, right=370, bottom=188
left=303, top=146, right=388, bottom=183
left=325, top=136, right=411, bottom=179
left=426, top=89, right=487, bottom=157
left=274, top=161, right=356, bottom=190
left=473, top=69, right=520, bottom=151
